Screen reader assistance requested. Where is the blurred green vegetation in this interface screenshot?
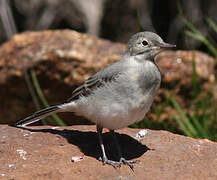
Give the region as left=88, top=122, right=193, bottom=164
left=167, top=2, right=217, bottom=141
left=133, top=2, right=217, bottom=141
left=31, top=70, right=66, bottom=126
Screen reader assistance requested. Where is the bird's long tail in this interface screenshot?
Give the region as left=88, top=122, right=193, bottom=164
left=12, top=105, right=63, bottom=127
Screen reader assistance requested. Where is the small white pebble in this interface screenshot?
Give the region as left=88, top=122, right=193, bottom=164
left=23, top=131, right=35, bottom=137
left=199, top=140, right=203, bottom=145
left=23, top=133, right=29, bottom=137
left=136, top=129, right=149, bottom=141
left=51, top=127, right=59, bottom=130
left=8, top=164, right=14, bottom=168
left=16, top=149, right=27, bottom=160
left=71, top=156, right=84, bottom=163
left=55, top=50, right=65, bottom=57
left=0, top=173, right=5, bottom=176
left=196, top=144, right=201, bottom=152
left=176, top=58, right=182, bottom=63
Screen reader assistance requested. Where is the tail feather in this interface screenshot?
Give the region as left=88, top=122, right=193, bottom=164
left=13, top=105, right=60, bottom=127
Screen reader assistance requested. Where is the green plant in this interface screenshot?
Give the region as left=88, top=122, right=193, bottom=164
left=177, top=0, right=217, bottom=58
left=168, top=92, right=217, bottom=140
left=31, top=70, right=66, bottom=126
left=167, top=59, right=217, bottom=140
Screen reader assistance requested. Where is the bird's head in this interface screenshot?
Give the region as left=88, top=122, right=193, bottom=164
left=126, top=31, right=176, bottom=59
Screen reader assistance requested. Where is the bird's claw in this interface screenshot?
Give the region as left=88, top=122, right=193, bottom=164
left=99, top=157, right=121, bottom=168
left=120, top=158, right=139, bottom=170
left=99, top=156, right=138, bottom=170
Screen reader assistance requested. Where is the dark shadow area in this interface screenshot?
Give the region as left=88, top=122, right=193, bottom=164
left=13, top=126, right=149, bottom=161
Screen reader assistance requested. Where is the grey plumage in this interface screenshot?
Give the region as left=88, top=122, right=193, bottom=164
left=12, top=31, right=175, bottom=169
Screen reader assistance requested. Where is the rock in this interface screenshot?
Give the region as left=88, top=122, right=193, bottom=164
left=0, top=125, right=217, bottom=179
left=0, top=30, right=215, bottom=124
left=0, top=30, right=125, bottom=124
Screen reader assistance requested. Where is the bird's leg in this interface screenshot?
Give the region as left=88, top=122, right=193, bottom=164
left=110, top=130, right=138, bottom=170
left=97, top=125, right=121, bottom=168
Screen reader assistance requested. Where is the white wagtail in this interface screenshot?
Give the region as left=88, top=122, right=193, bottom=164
left=12, top=31, right=175, bottom=169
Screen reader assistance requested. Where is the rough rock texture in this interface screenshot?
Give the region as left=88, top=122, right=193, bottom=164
left=0, top=125, right=217, bottom=180
left=0, top=30, right=215, bottom=124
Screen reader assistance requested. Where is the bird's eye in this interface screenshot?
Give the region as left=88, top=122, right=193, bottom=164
left=142, top=40, right=148, bottom=46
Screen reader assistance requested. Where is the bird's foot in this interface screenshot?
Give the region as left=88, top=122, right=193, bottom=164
left=99, top=156, right=139, bottom=170
left=99, top=157, right=121, bottom=168
left=119, top=157, right=139, bottom=170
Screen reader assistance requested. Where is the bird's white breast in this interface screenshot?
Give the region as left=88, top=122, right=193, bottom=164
left=73, top=59, right=161, bottom=130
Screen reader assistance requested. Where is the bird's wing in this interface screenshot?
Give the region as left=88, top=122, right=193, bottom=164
left=67, top=61, right=123, bottom=102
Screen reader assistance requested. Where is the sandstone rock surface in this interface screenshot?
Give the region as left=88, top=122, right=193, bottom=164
left=0, top=125, right=217, bottom=180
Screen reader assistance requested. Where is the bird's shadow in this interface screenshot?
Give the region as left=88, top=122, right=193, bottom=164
left=15, top=126, right=150, bottom=161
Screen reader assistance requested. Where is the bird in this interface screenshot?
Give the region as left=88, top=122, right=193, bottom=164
left=12, top=31, right=176, bottom=169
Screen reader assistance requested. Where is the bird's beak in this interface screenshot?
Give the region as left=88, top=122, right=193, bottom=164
left=158, top=42, right=176, bottom=48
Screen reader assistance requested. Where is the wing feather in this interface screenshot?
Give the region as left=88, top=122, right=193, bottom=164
left=67, top=73, right=117, bottom=102
left=67, top=61, right=124, bottom=102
